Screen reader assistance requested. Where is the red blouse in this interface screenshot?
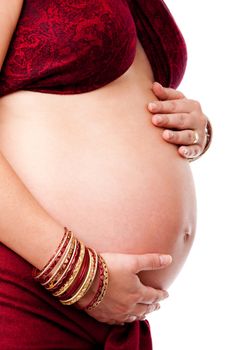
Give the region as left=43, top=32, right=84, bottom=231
left=0, top=0, right=187, bottom=97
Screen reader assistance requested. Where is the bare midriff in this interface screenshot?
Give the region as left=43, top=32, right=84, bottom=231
left=0, top=40, right=196, bottom=289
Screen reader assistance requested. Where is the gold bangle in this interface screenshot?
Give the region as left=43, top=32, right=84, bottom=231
left=86, top=255, right=109, bottom=311
left=53, top=240, right=85, bottom=297
left=34, top=228, right=70, bottom=280
left=46, top=237, right=77, bottom=290
left=32, top=226, right=106, bottom=310
left=42, top=232, right=74, bottom=287
left=60, top=248, right=98, bottom=305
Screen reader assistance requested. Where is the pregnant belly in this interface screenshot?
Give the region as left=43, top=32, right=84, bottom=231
left=0, top=98, right=196, bottom=289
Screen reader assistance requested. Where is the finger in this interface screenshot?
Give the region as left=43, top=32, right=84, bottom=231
left=128, top=302, right=161, bottom=321
left=152, top=113, right=198, bottom=130
left=124, top=315, right=137, bottom=323
left=178, top=146, right=202, bottom=159
left=162, top=129, right=205, bottom=148
left=146, top=302, right=161, bottom=314
left=108, top=319, right=126, bottom=326
left=107, top=320, right=118, bottom=325
left=132, top=253, right=172, bottom=274
left=140, top=286, right=169, bottom=304
left=133, top=302, right=160, bottom=316
left=152, top=82, right=185, bottom=100
left=148, top=99, right=201, bottom=114
left=138, top=315, right=147, bottom=321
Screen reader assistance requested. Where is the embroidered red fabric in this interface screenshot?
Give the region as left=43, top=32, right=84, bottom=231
left=0, top=0, right=187, bottom=97
left=127, top=0, right=187, bottom=88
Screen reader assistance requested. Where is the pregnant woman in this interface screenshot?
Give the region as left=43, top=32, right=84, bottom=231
left=0, top=1, right=211, bottom=349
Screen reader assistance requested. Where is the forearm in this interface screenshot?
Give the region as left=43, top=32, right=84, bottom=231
left=0, top=151, right=64, bottom=269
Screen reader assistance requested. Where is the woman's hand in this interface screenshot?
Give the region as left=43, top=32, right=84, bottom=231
left=148, top=82, right=208, bottom=160
left=78, top=252, right=171, bottom=325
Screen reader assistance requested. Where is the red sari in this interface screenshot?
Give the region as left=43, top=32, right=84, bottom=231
left=0, top=244, right=152, bottom=349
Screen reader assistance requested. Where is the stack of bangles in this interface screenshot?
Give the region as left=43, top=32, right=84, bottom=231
left=32, top=227, right=109, bottom=311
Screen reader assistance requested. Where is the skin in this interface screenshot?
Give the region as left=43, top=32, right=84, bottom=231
left=148, top=82, right=208, bottom=159
left=78, top=253, right=171, bottom=324
left=0, top=147, right=171, bottom=325
left=0, top=42, right=198, bottom=324
left=0, top=0, right=23, bottom=67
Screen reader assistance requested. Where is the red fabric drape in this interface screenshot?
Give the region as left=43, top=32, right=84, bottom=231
left=0, top=244, right=152, bottom=349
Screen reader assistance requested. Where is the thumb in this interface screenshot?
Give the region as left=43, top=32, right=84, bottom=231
left=132, top=253, right=172, bottom=273
left=152, top=82, right=185, bottom=100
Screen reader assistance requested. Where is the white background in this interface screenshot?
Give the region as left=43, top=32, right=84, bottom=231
left=149, top=1, right=233, bottom=349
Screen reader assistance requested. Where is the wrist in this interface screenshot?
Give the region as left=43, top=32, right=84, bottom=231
left=188, top=117, right=212, bottom=162
left=203, top=117, right=212, bottom=154
left=32, top=228, right=109, bottom=310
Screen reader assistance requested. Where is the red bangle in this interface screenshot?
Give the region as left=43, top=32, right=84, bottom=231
left=83, top=254, right=109, bottom=311
left=33, top=227, right=71, bottom=283
left=59, top=246, right=90, bottom=301
left=32, top=227, right=105, bottom=308
left=47, top=239, right=80, bottom=293
left=82, top=257, right=104, bottom=310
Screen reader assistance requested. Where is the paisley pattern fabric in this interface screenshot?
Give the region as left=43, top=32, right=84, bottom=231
left=0, top=0, right=187, bottom=97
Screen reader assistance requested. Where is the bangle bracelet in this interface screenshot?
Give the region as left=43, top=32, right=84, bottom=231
left=46, top=239, right=79, bottom=293
left=53, top=240, right=85, bottom=297
left=188, top=117, right=212, bottom=162
left=33, top=227, right=71, bottom=282
left=60, top=248, right=98, bottom=305
left=82, top=256, right=104, bottom=310
left=45, top=236, right=77, bottom=290
left=32, top=227, right=109, bottom=310
left=49, top=239, right=80, bottom=294
left=59, top=246, right=90, bottom=301
left=85, top=254, right=109, bottom=311
left=42, top=234, right=74, bottom=287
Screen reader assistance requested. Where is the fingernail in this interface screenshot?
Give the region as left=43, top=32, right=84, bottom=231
left=148, top=102, right=158, bottom=111
left=139, top=315, right=147, bottom=321
left=165, top=130, right=174, bottom=140
left=152, top=115, right=163, bottom=124
left=160, top=291, right=169, bottom=300
left=183, top=148, right=189, bottom=157
left=155, top=304, right=161, bottom=311
left=159, top=255, right=172, bottom=266
left=127, top=316, right=137, bottom=322
left=193, top=149, right=199, bottom=157
left=153, top=81, right=162, bottom=88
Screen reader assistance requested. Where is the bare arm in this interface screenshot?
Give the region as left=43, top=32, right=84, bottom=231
left=0, top=0, right=23, bottom=69
left=0, top=152, right=66, bottom=269
left=0, top=0, right=64, bottom=269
